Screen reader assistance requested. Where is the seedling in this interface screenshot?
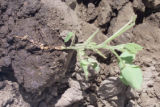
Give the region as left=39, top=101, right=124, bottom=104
left=15, top=16, right=143, bottom=90
left=61, top=16, right=143, bottom=90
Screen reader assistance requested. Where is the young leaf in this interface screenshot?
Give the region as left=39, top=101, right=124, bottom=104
left=80, top=59, right=89, bottom=80
left=120, top=51, right=135, bottom=63
left=112, top=44, right=125, bottom=51
left=88, top=58, right=100, bottom=73
left=82, top=65, right=89, bottom=80
left=64, top=32, right=74, bottom=43
left=124, top=43, right=143, bottom=54
left=113, top=43, right=143, bottom=54
left=120, top=64, right=143, bottom=90
left=119, top=75, right=129, bottom=85
left=80, top=58, right=100, bottom=79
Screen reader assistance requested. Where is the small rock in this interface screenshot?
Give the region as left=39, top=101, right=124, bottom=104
left=98, top=99, right=112, bottom=107
left=38, top=102, right=47, bottom=107
left=98, top=77, right=126, bottom=99
left=109, top=95, right=126, bottom=107
left=142, top=66, right=157, bottom=90
left=64, top=0, right=76, bottom=10
left=68, top=78, right=81, bottom=89
left=126, top=87, right=139, bottom=99
left=0, top=56, right=11, bottom=68
left=0, top=80, right=30, bottom=107
left=154, top=78, right=160, bottom=99
left=60, top=30, right=70, bottom=40
left=55, top=79, right=83, bottom=107
left=96, top=1, right=112, bottom=26
left=86, top=3, right=98, bottom=22
left=140, top=92, right=158, bottom=107
left=133, top=0, right=145, bottom=12
left=143, top=0, right=160, bottom=8
left=109, top=66, right=119, bottom=76
left=55, top=88, right=83, bottom=107
left=75, top=73, right=83, bottom=81
left=126, top=100, right=141, bottom=107
left=0, top=82, right=5, bottom=89
left=87, top=105, right=94, bottom=107
left=89, top=94, right=97, bottom=105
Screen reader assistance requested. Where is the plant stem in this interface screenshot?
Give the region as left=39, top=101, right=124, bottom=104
left=109, top=48, right=125, bottom=68
left=99, top=16, right=136, bottom=46
left=109, top=48, right=121, bottom=62
left=93, top=49, right=107, bottom=59
left=84, top=29, right=99, bottom=45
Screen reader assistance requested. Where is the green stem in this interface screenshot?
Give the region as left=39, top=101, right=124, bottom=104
left=109, top=48, right=125, bottom=69
left=84, top=29, right=99, bottom=45
left=100, top=16, right=136, bottom=46
left=93, top=49, right=107, bottom=59
left=110, top=48, right=121, bottom=62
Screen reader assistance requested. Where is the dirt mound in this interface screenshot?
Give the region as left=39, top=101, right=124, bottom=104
left=0, top=0, right=160, bottom=107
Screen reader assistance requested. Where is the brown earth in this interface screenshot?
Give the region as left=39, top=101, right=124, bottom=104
left=0, top=0, right=160, bottom=107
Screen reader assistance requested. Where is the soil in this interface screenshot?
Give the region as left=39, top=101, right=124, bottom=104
left=0, top=0, right=160, bottom=107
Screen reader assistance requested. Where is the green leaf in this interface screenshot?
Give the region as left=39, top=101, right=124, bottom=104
left=124, top=43, right=143, bottom=54
left=112, top=44, right=125, bottom=51
left=82, top=65, right=89, bottom=80
left=93, top=63, right=100, bottom=73
left=88, top=58, right=100, bottom=73
left=64, top=32, right=74, bottom=42
left=120, top=51, right=135, bottom=63
left=80, top=58, right=100, bottom=79
left=88, top=57, right=97, bottom=63
left=113, top=43, right=143, bottom=54
left=77, top=49, right=85, bottom=58
left=118, top=60, right=125, bottom=69
left=119, top=75, right=129, bottom=85
left=80, top=59, right=89, bottom=80
left=118, top=43, right=142, bottom=66
left=80, top=59, right=89, bottom=66
left=120, top=64, right=143, bottom=90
